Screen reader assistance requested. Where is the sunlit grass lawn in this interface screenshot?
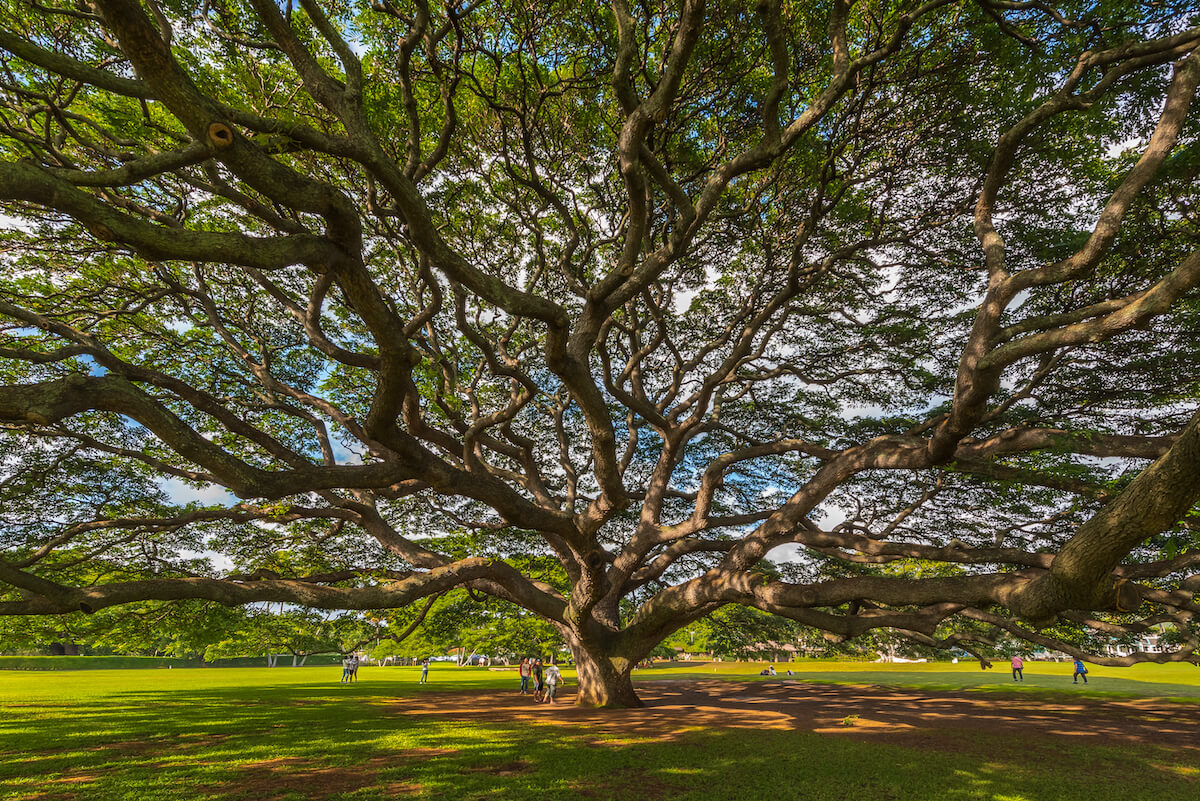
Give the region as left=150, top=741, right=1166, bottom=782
left=650, top=658, right=1200, bottom=699
left=1, top=661, right=1198, bottom=800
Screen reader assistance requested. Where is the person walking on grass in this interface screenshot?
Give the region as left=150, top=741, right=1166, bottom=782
left=519, top=657, right=531, bottom=695
left=349, top=655, right=360, bottom=683
left=1011, top=655, right=1024, bottom=682
left=1072, top=658, right=1089, bottom=684
left=340, top=655, right=353, bottom=684
left=543, top=661, right=562, bottom=704
left=420, top=657, right=430, bottom=684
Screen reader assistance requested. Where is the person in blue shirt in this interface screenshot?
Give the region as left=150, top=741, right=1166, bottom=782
left=1072, top=658, right=1089, bottom=684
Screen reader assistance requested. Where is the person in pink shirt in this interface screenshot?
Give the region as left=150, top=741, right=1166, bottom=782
left=1011, top=655, right=1024, bottom=682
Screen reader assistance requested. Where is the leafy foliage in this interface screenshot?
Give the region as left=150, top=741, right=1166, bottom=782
left=1, top=1, right=1199, bottom=705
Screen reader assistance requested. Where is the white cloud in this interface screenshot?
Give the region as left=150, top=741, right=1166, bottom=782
left=159, top=477, right=236, bottom=507
left=179, top=548, right=235, bottom=572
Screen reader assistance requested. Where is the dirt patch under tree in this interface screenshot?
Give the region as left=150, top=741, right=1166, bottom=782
left=391, top=679, right=1200, bottom=753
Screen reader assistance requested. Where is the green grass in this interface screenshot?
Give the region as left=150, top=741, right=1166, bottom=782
left=1, top=662, right=1197, bottom=800
left=646, top=658, right=1200, bottom=699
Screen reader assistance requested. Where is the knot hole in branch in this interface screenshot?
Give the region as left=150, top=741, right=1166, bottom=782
left=207, top=122, right=235, bottom=149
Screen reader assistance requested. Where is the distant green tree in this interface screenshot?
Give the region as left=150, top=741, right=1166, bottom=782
left=205, top=607, right=371, bottom=666
left=705, top=606, right=800, bottom=661
left=372, top=590, right=565, bottom=664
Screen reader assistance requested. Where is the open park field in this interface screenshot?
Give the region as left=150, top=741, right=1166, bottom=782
left=1, top=661, right=1198, bottom=801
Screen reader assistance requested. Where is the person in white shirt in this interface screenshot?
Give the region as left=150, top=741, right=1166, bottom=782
left=543, top=662, right=563, bottom=703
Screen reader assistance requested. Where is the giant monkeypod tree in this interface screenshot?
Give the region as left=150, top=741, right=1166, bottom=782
left=2, top=0, right=1200, bottom=707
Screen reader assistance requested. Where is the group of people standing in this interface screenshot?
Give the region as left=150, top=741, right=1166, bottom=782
left=518, top=657, right=563, bottom=703
left=340, top=655, right=431, bottom=684
left=1010, top=655, right=1090, bottom=684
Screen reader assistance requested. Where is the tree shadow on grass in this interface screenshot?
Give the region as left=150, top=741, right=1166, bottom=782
left=2, top=679, right=1198, bottom=801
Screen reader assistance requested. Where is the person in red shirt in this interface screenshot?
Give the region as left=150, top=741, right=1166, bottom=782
left=1011, top=655, right=1024, bottom=682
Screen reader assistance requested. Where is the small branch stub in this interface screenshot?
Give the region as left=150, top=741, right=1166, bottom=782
left=1114, top=578, right=1141, bottom=613
left=207, top=122, right=235, bottom=149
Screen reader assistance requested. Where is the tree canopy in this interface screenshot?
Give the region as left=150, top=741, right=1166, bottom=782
left=2, top=0, right=1199, bottom=706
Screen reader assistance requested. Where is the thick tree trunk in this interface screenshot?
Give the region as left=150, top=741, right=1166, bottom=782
left=564, top=631, right=643, bottom=708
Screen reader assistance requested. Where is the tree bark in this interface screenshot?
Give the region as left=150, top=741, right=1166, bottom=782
left=563, top=630, right=644, bottom=708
